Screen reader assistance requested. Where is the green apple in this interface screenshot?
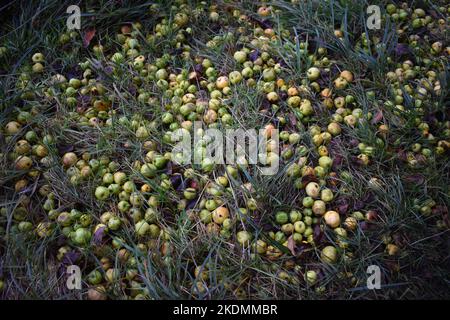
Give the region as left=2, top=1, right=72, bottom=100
left=118, top=200, right=131, bottom=212
left=307, top=67, right=320, bottom=80
left=95, top=186, right=110, bottom=200
left=305, top=270, right=317, bottom=285
left=302, top=196, right=315, bottom=207
left=184, top=188, right=197, bottom=200
left=241, top=67, right=253, bottom=78
left=275, top=211, right=289, bottom=225
left=108, top=216, right=122, bottom=231
left=237, top=230, right=252, bottom=246
left=305, top=182, right=320, bottom=198
left=320, top=188, right=334, bottom=202
left=87, top=270, right=103, bottom=285
left=233, top=50, right=247, bottom=63
left=229, top=71, right=243, bottom=84
left=71, top=227, right=91, bottom=246
left=294, top=221, right=306, bottom=233
left=141, top=163, right=157, bottom=178
left=135, top=220, right=151, bottom=236
left=321, top=245, right=338, bottom=263
left=123, top=181, right=136, bottom=193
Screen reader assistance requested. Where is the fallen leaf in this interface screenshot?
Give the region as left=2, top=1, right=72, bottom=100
left=371, top=110, right=384, bottom=124
left=416, top=154, right=427, bottom=164
left=287, top=236, right=296, bottom=255
left=186, top=199, right=197, bottom=210
left=362, top=192, right=375, bottom=204
left=366, top=210, right=378, bottom=221
left=248, top=49, right=260, bottom=62
left=353, top=200, right=365, bottom=211
left=360, top=221, right=369, bottom=231
left=331, top=154, right=344, bottom=171
left=295, top=243, right=311, bottom=257
left=397, top=150, right=408, bottom=162
left=349, top=138, right=360, bottom=148
left=395, top=43, right=412, bottom=57
left=194, top=64, right=204, bottom=74
left=433, top=205, right=448, bottom=216
left=313, top=225, right=324, bottom=244
left=403, top=174, right=425, bottom=185
left=301, top=174, right=319, bottom=185
left=288, top=113, right=297, bottom=126
left=170, top=174, right=182, bottom=190
left=57, top=143, right=74, bottom=156
left=351, top=155, right=365, bottom=166
left=83, top=27, right=96, bottom=47
left=443, top=214, right=449, bottom=228
left=189, top=180, right=199, bottom=189
left=62, top=250, right=80, bottom=265
left=93, top=225, right=106, bottom=245
left=335, top=198, right=350, bottom=214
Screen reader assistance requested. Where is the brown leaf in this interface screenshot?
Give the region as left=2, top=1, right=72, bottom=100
left=360, top=221, right=370, bottom=231
left=371, top=110, right=383, bottom=124
left=295, top=243, right=312, bottom=257
left=170, top=173, right=183, bottom=190
left=353, top=199, right=365, bottom=211
left=287, top=236, right=296, bottom=256
left=392, top=233, right=406, bottom=246
left=186, top=199, right=197, bottom=210
left=328, top=172, right=339, bottom=187
left=313, top=225, right=324, bottom=244
left=443, top=214, right=449, bottom=228
left=331, top=154, right=343, bottom=171
left=61, top=250, right=80, bottom=265
left=335, top=198, right=350, bottom=214
left=397, top=150, right=408, bottom=162
left=416, top=154, right=427, bottom=164
left=429, top=10, right=440, bottom=19
left=301, top=174, right=319, bottom=185
left=349, top=138, right=360, bottom=148
left=57, top=143, right=74, bottom=156
left=166, top=161, right=174, bottom=174
left=362, top=192, right=375, bottom=204
left=288, top=113, right=297, bottom=126
left=93, top=225, right=106, bottom=245
left=366, top=210, right=378, bottom=222
left=403, top=174, right=425, bottom=185
left=385, top=261, right=400, bottom=272
left=83, top=27, right=96, bottom=47
left=190, top=180, right=199, bottom=189
left=433, top=205, right=448, bottom=216
left=351, top=155, right=364, bottom=166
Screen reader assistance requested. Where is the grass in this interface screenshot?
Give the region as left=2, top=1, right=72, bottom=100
left=0, top=0, right=449, bottom=300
